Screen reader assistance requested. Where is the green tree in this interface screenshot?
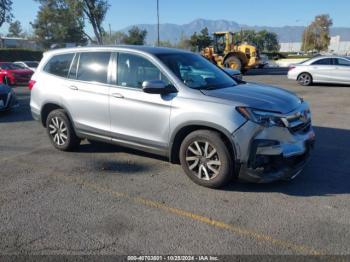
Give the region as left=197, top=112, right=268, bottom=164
left=175, top=32, right=191, bottom=50
left=257, top=30, right=279, bottom=52
left=102, top=31, right=126, bottom=45
left=0, top=0, right=12, bottom=27
left=32, top=0, right=87, bottom=48
left=233, top=30, right=279, bottom=52
left=189, top=27, right=212, bottom=52
left=122, top=26, right=147, bottom=45
left=74, top=0, right=109, bottom=44
left=302, top=14, right=333, bottom=52
left=7, top=20, right=22, bottom=37
left=158, top=40, right=174, bottom=48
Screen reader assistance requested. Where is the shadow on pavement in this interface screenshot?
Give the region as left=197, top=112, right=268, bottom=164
left=0, top=98, right=33, bottom=123
left=224, top=126, right=350, bottom=196
left=92, top=159, right=152, bottom=174
left=78, top=142, right=168, bottom=162
left=80, top=126, right=350, bottom=197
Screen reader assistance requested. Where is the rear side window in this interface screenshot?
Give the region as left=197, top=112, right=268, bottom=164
left=76, top=52, right=111, bottom=84
left=335, top=58, right=350, bottom=66
left=44, top=53, right=75, bottom=77
left=312, top=58, right=332, bottom=65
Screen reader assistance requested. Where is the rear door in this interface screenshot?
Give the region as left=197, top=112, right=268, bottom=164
left=309, top=58, right=334, bottom=82
left=333, top=58, right=350, bottom=84
left=63, top=51, right=112, bottom=137
left=108, top=52, right=174, bottom=153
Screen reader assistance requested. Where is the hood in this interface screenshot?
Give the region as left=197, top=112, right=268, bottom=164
left=0, top=84, right=11, bottom=95
left=201, top=82, right=302, bottom=114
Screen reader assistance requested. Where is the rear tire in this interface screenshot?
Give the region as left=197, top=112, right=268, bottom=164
left=179, top=130, right=233, bottom=188
left=46, top=109, right=81, bottom=151
left=297, top=73, right=313, bottom=86
left=224, top=56, right=242, bottom=71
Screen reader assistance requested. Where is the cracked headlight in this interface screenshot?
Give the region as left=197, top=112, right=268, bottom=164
left=236, top=107, right=285, bottom=127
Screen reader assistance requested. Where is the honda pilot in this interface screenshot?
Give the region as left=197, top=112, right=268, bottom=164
left=30, top=46, right=315, bottom=188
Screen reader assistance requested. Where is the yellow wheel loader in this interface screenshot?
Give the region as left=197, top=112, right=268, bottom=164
left=201, top=32, right=261, bottom=72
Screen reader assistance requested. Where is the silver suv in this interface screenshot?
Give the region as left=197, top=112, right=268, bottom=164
left=30, top=46, right=315, bottom=188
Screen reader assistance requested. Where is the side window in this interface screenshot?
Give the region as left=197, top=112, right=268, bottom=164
left=312, top=58, right=332, bottom=65
left=336, top=58, right=350, bottom=66
left=117, top=53, right=171, bottom=89
left=43, top=53, right=75, bottom=77
left=77, top=52, right=111, bottom=84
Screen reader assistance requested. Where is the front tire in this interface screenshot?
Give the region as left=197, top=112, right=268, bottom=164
left=46, top=109, right=80, bottom=151
left=297, top=73, right=313, bottom=86
left=224, top=56, right=242, bottom=71
left=179, top=130, right=233, bottom=188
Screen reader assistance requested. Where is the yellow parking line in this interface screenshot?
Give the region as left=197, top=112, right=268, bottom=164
left=55, top=173, right=324, bottom=255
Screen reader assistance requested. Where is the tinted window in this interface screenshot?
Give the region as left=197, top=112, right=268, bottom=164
left=335, top=58, right=350, bottom=66
left=117, top=53, right=170, bottom=89
left=156, top=53, right=237, bottom=90
left=312, top=58, right=332, bottom=65
left=0, top=63, right=25, bottom=70
left=44, top=53, right=74, bottom=77
left=77, top=52, right=111, bottom=84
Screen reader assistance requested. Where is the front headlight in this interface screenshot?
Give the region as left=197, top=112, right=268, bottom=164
left=236, top=107, right=285, bottom=127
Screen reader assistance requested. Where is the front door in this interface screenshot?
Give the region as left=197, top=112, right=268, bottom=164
left=109, top=52, right=175, bottom=154
left=309, top=58, right=335, bottom=82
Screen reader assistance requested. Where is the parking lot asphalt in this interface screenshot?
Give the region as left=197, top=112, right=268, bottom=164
left=0, top=74, right=349, bottom=255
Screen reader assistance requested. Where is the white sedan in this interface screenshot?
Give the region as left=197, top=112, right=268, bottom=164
left=288, top=56, right=350, bottom=86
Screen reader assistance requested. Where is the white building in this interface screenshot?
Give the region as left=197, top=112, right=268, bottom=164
left=280, top=36, right=350, bottom=55
left=0, top=37, right=39, bottom=50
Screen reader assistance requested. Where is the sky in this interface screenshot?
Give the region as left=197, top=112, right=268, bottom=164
left=1, top=0, right=349, bottom=35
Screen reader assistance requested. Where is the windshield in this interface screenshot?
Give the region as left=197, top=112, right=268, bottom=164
left=156, top=53, right=237, bottom=90
left=0, top=63, right=25, bottom=70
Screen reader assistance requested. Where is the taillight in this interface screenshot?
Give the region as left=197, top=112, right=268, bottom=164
left=28, top=80, right=36, bottom=91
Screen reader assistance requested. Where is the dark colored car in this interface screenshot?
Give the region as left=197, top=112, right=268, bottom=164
left=0, top=62, right=34, bottom=86
left=0, top=84, right=18, bottom=112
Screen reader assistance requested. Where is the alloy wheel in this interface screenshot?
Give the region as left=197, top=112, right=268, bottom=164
left=298, top=73, right=311, bottom=86
left=185, top=141, right=221, bottom=181
left=49, top=117, right=68, bottom=146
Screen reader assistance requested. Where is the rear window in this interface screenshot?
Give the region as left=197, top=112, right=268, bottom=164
left=44, top=53, right=75, bottom=77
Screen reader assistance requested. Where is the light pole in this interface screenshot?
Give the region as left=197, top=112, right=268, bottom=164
left=157, top=0, right=160, bottom=46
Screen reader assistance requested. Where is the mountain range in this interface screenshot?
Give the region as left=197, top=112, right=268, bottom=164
left=120, top=18, right=350, bottom=44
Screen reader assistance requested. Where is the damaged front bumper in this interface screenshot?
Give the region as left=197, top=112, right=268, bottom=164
left=232, top=113, right=315, bottom=183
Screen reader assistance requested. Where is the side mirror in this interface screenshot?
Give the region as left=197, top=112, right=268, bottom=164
left=142, top=80, right=177, bottom=95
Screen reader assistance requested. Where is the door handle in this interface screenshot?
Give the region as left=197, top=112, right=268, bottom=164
left=68, top=85, right=78, bottom=90
left=111, top=93, right=124, bottom=99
